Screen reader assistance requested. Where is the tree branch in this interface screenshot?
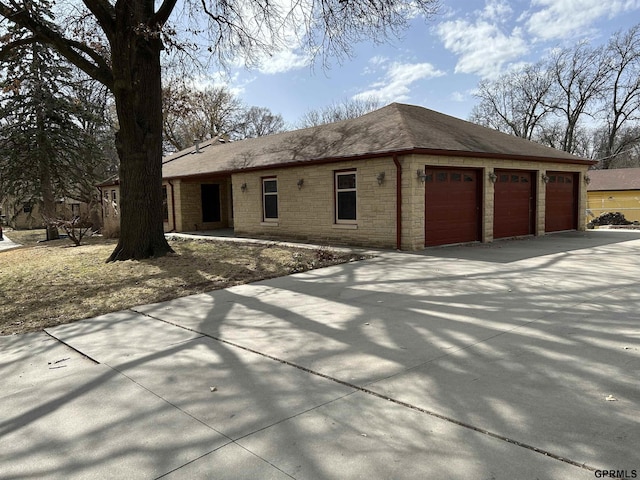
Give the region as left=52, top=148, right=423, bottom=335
left=151, top=0, right=178, bottom=27
left=81, top=0, right=116, bottom=40
left=0, top=36, right=35, bottom=61
left=0, top=2, right=114, bottom=89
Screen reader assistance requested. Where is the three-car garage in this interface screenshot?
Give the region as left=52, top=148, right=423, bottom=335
left=424, top=166, right=581, bottom=247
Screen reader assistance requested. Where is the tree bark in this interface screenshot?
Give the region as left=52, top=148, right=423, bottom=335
left=33, top=44, right=59, bottom=241
left=106, top=2, right=173, bottom=262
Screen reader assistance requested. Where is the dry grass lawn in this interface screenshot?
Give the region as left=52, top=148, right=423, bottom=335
left=0, top=230, right=366, bottom=336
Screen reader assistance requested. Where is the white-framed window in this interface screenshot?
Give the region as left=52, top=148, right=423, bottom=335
left=262, top=177, right=278, bottom=221
left=111, top=190, right=117, bottom=205
left=335, top=170, right=357, bottom=223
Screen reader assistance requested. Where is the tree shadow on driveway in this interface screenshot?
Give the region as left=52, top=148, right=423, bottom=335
left=2, top=232, right=639, bottom=478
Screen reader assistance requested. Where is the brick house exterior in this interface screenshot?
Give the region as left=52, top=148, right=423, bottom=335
left=1, top=196, right=92, bottom=229
left=100, top=103, right=595, bottom=250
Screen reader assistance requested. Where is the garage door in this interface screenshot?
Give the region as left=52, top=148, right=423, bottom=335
left=545, top=172, right=578, bottom=232
left=493, top=170, right=535, bottom=239
left=424, top=167, right=481, bottom=247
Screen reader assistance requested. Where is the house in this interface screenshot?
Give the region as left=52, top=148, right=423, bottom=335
left=586, top=167, right=640, bottom=223
left=1, top=195, right=92, bottom=229
left=99, top=103, right=595, bottom=250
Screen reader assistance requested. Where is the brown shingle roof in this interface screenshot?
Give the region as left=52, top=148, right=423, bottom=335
left=587, top=167, right=640, bottom=191
left=162, top=103, right=592, bottom=179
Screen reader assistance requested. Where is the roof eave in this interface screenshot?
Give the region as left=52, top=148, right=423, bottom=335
left=162, top=147, right=595, bottom=181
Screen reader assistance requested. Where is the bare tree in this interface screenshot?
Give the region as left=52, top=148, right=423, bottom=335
left=298, top=97, right=382, bottom=127
left=545, top=42, right=609, bottom=154
left=235, top=106, right=285, bottom=139
left=162, top=84, right=243, bottom=151
left=470, top=62, right=554, bottom=140
left=595, top=24, right=640, bottom=168
left=0, top=0, right=438, bottom=261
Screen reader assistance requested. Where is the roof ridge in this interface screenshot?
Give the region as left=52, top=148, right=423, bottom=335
left=391, top=103, right=421, bottom=148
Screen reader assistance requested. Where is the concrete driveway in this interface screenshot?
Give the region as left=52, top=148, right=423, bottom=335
left=1, top=231, right=639, bottom=479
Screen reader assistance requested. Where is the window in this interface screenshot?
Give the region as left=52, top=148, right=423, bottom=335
left=71, top=204, right=80, bottom=216
left=262, top=178, right=278, bottom=220
left=111, top=190, right=117, bottom=205
left=335, top=171, right=357, bottom=223
left=23, top=204, right=32, bottom=213
left=103, top=191, right=109, bottom=217
left=162, top=185, right=169, bottom=221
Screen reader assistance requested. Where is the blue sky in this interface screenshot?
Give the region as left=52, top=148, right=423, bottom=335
left=203, top=0, right=640, bottom=127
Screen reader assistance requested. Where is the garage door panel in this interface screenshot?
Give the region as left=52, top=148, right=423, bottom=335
left=425, top=168, right=481, bottom=247
left=494, top=170, right=534, bottom=239
left=545, top=172, right=578, bottom=232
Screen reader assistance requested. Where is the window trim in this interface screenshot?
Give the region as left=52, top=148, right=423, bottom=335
left=262, top=176, right=279, bottom=222
left=334, top=170, right=357, bottom=224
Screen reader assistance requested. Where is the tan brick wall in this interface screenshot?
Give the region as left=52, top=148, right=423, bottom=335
left=171, top=178, right=232, bottom=232
left=232, top=158, right=400, bottom=249
left=101, top=185, right=120, bottom=234
left=232, top=154, right=590, bottom=250
left=101, top=155, right=590, bottom=249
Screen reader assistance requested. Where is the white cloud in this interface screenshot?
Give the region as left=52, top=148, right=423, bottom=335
left=353, top=62, right=445, bottom=103
left=437, top=19, right=528, bottom=78
left=191, top=71, right=251, bottom=98
left=256, top=49, right=311, bottom=74
left=480, top=0, right=513, bottom=21
left=526, top=0, right=640, bottom=41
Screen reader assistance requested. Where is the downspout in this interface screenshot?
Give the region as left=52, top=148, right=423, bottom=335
left=393, top=154, right=402, bottom=250
left=168, top=180, right=176, bottom=232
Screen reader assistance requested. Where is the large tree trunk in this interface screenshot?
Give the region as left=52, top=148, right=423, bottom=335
left=33, top=46, right=59, bottom=242
left=39, top=164, right=60, bottom=241
left=107, top=2, right=173, bottom=262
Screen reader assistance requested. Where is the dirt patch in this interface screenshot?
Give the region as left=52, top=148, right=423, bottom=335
left=0, top=232, right=367, bottom=336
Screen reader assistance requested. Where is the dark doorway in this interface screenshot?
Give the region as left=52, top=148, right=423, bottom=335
left=201, top=184, right=221, bottom=223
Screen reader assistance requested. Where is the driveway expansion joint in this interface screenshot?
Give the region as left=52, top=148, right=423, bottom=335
left=134, top=308, right=598, bottom=474
left=44, top=330, right=100, bottom=365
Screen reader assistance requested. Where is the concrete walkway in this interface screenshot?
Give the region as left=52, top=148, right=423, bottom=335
left=1, top=230, right=639, bottom=479
left=0, top=233, right=21, bottom=252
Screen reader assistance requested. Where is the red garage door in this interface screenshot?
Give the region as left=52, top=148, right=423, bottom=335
left=494, top=170, right=535, bottom=239
left=425, top=167, right=481, bottom=247
left=545, top=172, right=578, bottom=232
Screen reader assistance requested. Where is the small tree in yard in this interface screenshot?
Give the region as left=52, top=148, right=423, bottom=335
left=0, top=0, right=438, bottom=262
left=45, top=216, right=94, bottom=246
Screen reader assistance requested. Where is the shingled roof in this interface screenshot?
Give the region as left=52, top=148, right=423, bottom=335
left=162, top=103, right=592, bottom=179
left=587, top=167, right=640, bottom=191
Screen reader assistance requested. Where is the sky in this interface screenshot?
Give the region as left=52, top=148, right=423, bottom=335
left=201, top=0, right=640, bottom=128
